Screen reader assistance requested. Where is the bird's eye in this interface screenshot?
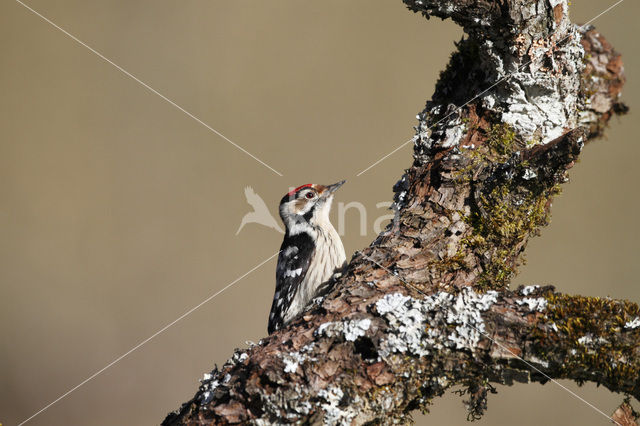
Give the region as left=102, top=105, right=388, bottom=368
left=305, top=192, right=315, bottom=199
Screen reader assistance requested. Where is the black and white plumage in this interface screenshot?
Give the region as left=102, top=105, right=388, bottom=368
left=268, top=181, right=347, bottom=334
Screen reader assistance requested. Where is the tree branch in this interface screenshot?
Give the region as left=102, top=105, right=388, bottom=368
left=163, top=0, right=633, bottom=424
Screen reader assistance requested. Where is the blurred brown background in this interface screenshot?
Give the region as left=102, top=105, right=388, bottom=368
left=0, top=1, right=637, bottom=425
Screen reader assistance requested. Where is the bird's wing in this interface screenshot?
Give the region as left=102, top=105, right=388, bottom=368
left=244, top=186, right=269, bottom=211
left=243, top=186, right=284, bottom=233
left=268, top=232, right=315, bottom=334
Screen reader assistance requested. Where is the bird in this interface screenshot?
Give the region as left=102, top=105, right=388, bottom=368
left=268, top=181, right=347, bottom=334
left=236, top=186, right=284, bottom=235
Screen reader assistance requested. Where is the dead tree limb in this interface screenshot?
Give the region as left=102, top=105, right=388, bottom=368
left=163, top=0, right=634, bottom=424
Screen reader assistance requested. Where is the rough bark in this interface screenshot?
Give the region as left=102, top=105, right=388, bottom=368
left=613, top=401, right=640, bottom=426
left=163, top=1, right=634, bottom=424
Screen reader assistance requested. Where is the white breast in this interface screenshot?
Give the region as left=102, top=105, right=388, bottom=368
left=283, top=224, right=346, bottom=324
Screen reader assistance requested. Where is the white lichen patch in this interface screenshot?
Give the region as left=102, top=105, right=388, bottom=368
left=577, top=335, right=591, bottom=345
left=520, top=285, right=539, bottom=296
left=499, top=76, right=570, bottom=143
left=283, top=353, right=303, bottom=373
left=526, top=355, right=550, bottom=369
left=316, top=321, right=342, bottom=338
left=198, top=347, right=254, bottom=405
left=480, top=26, right=585, bottom=145
left=198, top=372, right=220, bottom=405
left=522, top=169, right=537, bottom=180
left=376, top=292, right=431, bottom=357
left=436, top=376, right=449, bottom=387
left=375, top=288, right=499, bottom=357
left=316, top=318, right=372, bottom=342
left=254, top=384, right=314, bottom=424
left=445, top=289, right=499, bottom=350
left=516, top=297, right=548, bottom=312
left=343, top=318, right=372, bottom=341
left=376, top=293, right=412, bottom=315
left=624, top=317, right=640, bottom=330
left=441, top=117, right=465, bottom=148
left=422, top=106, right=467, bottom=151
left=397, top=190, right=408, bottom=205
left=223, top=348, right=250, bottom=370
left=577, top=333, right=609, bottom=347
left=282, top=343, right=316, bottom=374
left=232, top=351, right=249, bottom=364
left=413, top=112, right=432, bottom=155
left=318, top=386, right=358, bottom=426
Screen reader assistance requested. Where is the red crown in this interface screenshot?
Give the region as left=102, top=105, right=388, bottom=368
left=286, top=184, right=313, bottom=197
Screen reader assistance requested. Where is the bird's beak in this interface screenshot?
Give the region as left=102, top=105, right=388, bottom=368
left=324, top=180, right=346, bottom=195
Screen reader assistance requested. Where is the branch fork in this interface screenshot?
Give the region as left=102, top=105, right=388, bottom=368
left=164, top=1, right=633, bottom=424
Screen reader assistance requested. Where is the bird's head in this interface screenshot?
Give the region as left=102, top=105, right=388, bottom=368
left=279, top=180, right=345, bottom=234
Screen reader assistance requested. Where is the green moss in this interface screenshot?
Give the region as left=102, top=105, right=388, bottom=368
left=429, top=251, right=468, bottom=273
left=535, top=292, right=640, bottom=392
left=486, top=124, right=517, bottom=160
left=545, top=293, right=640, bottom=336
left=467, top=182, right=559, bottom=290
left=454, top=124, right=519, bottom=183
left=452, top=123, right=560, bottom=290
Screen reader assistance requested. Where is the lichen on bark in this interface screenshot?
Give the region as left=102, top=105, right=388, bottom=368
left=163, top=1, right=632, bottom=424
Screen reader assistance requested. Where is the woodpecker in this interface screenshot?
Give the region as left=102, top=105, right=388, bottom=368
left=268, top=181, right=347, bottom=334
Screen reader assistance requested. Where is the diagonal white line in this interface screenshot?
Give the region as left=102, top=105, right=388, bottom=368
left=359, top=253, right=621, bottom=426
left=356, top=138, right=413, bottom=176
left=474, top=323, right=621, bottom=425
left=584, top=0, right=625, bottom=25
left=14, top=0, right=284, bottom=177
left=355, top=0, right=626, bottom=177
left=17, top=250, right=281, bottom=426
